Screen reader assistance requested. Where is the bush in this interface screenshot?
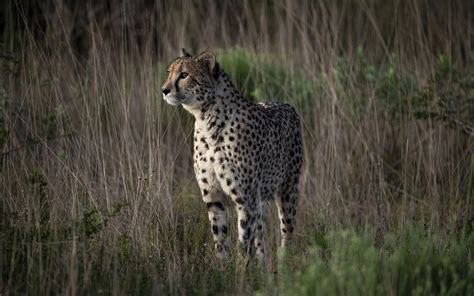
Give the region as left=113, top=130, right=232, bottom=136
left=279, top=227, right=474, bottom=295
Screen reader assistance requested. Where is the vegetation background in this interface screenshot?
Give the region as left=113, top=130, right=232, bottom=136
left=1, top=0, right=473, bottom=295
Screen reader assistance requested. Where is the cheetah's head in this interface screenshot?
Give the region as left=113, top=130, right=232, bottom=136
left=161, top=49, right=219, bottom=108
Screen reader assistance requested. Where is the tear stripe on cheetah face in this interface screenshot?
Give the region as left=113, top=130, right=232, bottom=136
left=162, top=49, right=303, bottom=263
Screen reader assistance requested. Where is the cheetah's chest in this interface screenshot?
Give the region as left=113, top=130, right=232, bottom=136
left=192, top=126, right=229, bottom=195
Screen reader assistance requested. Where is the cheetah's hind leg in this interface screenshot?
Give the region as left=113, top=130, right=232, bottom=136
left=254, top=197, right=267, bottom=266
left=276, top=182, right=298, bottom=249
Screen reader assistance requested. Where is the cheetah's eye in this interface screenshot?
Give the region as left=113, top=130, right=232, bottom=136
left=180, top=72, right=189, bottom=79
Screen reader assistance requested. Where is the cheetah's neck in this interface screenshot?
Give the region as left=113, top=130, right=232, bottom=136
left=187, top=70, right=247, bottom=144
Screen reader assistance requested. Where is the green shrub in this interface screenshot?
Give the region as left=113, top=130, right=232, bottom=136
left=279, top=227, right=474, bottom=296
left=217, top=48, right=320, bottom=114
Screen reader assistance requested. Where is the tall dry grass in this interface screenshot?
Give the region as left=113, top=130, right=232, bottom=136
left=1, top=0, right=473, bottom=294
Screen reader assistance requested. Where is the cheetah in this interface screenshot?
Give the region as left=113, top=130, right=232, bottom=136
left=161, top=49, right=302, bottom=262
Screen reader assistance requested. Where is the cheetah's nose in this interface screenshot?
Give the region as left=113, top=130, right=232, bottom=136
left=161, top=88, right=170, bottom=95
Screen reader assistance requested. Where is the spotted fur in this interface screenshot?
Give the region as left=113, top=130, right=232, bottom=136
left=161, top=49, right=303, bottom=262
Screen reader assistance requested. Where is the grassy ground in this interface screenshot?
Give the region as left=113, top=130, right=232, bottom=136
left=1, top=0, right=473, bottom=295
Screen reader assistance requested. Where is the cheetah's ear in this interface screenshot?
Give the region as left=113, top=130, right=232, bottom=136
left=180, top=48, right=192, bottom=58
left=197, top=51, right=220, bottom=78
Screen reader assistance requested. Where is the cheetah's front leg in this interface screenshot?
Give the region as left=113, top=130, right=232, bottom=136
left=235, top=201, right=256, bottom=259
left=206, top=200, right=230, bottom=260
left=234, top=199, right=266, bottom=265
left=214, top=156, right=259, bottom=263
